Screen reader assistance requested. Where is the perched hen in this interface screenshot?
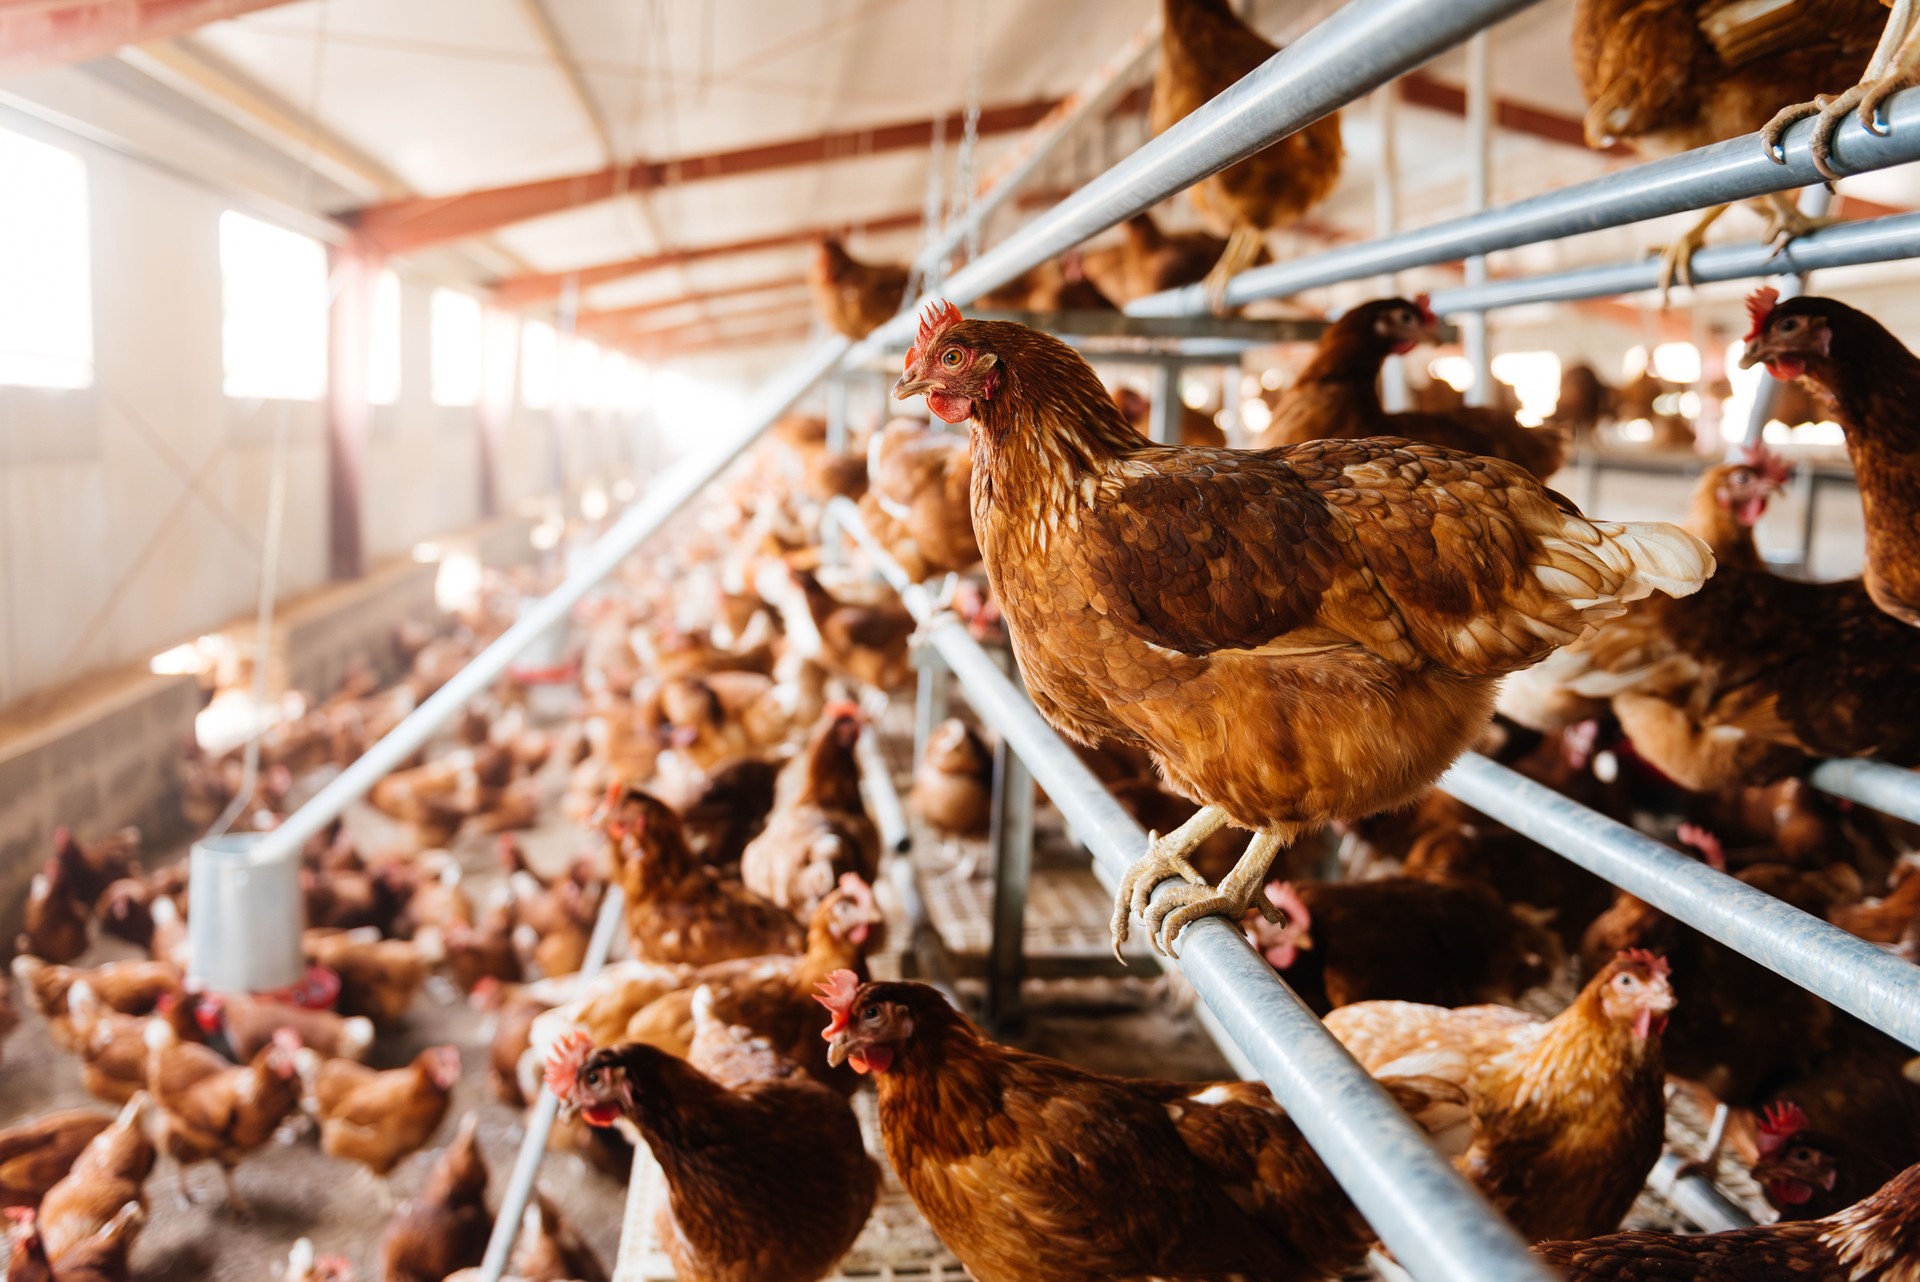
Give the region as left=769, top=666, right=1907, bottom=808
left=1751, top=1100, right=1899, bottom=1222
left=1073, top=212, right=1232, bottom=308
left=1573, top=0, right=1886, bottom=286
left=894, top=303, right=1711, bottom=953
left=1744, top=289, right=1920, bottom=626
left=1255, top=298, right=1568, bottom=480
left=1152, top=0, right=1343, bottom=304
left=818, top=974, right=1465, bottom=1282
left=546, top=995, right=877, bottom=1282
left=1325, top=951, right=1673, bottom=1242
left=807, top=237, right=907, bottom=341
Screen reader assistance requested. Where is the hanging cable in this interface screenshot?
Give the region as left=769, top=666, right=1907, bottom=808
left=209, top=0, right=334, bottom=838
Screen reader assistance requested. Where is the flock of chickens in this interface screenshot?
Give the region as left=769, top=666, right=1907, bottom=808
left=10, top=1, right=1920, bottom=1280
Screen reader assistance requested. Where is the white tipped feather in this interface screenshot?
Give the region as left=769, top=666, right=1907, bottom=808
left=1588, top=520, right=1715, bottom=601
left=339, top=1017, right=375, bottom=1059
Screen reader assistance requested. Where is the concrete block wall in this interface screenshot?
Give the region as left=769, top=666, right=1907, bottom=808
left=0, top=669, right=200, bottom=946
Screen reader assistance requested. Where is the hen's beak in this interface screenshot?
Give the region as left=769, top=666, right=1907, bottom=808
left=894, top=375, right=937, bottom=400
left=825, top=1032, right=852, bottom=1069
left=1737, top=338, right=1774, bottom=370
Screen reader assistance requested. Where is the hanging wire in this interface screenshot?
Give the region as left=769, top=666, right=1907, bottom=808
left=951, top=3, right=988, bottom=264
left=209, top=0, right=335, bottom=838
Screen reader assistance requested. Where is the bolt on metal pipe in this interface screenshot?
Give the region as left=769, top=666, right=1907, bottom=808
left=1130, top=84, right=1920, bottom=315
left=1443, top=754, right=1920, bottom=1051
left=827, top=498, right=1553, bottom=1282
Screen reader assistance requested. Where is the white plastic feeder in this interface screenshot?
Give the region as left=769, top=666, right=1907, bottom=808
left=187, top=831, right=305, bottom=994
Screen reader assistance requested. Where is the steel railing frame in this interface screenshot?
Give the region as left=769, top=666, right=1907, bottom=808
left=1425, top=210, right=1920, bottom=314
left=1127, top=86, right=1920, bottom=316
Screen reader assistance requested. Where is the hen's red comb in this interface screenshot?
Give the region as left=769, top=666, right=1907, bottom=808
left=1675, top=823, right=1726, bottom=871
left=1413, top=293, right=1435, bottom=325
left=1618, top=947, right=1672, bottom=979
left=1744, top=287, right=1780, bottom=342
left=904, top=299, right=964, bottom=371
left=1760, top=1100, right=1810, bottom=1149
left=4, top=1208, right=33, bottom=1226
left=1740, top=442, right=1793, bottom=489
left=814, top=968, right=862, bottom=1039
left=544, top=1031, right=594, bottom=1102
left=824, top=700, right=863, bottom=725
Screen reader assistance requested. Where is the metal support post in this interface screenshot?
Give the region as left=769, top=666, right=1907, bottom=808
left=983, top=731, right=1036, bottom=1029
left=1149, top=364, right=1180, bottom=444
left=912, top=646, right=951, bottom=768
left=1461, top=31, right=1493, bottom=407
left=1810, top=758, right=1920, bottom=827
left=1374, top=84, right=1410, bottom=413
left=822, top=374, right=849, bottom=565
left=856, top=723, right=912, bottom=855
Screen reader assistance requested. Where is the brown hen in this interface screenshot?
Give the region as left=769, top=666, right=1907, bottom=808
left=1255, top=298, right=1568, bottom=480
left=1152, top=0, right=1343, bottom=305
left=1326, top=951, right=1674, bottom=1243
left=1744, top=289, right=1920, bottom=627
left=894, top=304, right=1711, bottom=954
left=818, top=974, right=1465, bottom=1282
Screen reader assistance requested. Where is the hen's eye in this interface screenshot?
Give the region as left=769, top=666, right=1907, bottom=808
left=1615, top=974, right=1637, bottom=988
left=1780, top=318, right=1801, bottom=332
left=941, top=349, right=963, bottom=368
left=863, top=1004, right=881, bottom=1020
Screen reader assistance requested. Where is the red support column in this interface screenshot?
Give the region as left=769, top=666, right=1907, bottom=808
left=324, top=236, right=379, bottom=581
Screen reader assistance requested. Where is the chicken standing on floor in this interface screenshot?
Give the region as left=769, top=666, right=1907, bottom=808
left=546, top=989, right=876, bottom=1282
left=1152, top=0, right=1343, bottom=306
left=816, top=973, right=1467, bottom=1282
left=379, top=1113, right=491, bottom=1282
left=894, top=301, right=1713, bottom=954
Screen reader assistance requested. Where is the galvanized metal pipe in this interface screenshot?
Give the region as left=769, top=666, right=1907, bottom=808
left=855, top=0, right=1548, bottom=352
left=856, top=723, right=913, bottom=854
left=1460, top=31, right=1494, bottom=408
left=828, top=498, right=1552, bottom=1282
left=1131, top=85, right=1920, bottom=315
left=478, top=882, right=627, bottom=1282
left=1442, top=754, right=1920, bottom=1050
left=1810, top=758, right=1920, bottom=827
left=1425, top=210, right=1920, bottom=313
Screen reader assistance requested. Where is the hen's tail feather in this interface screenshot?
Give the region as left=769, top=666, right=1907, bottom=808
left=1584, top=519, right=1716, bottom=603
